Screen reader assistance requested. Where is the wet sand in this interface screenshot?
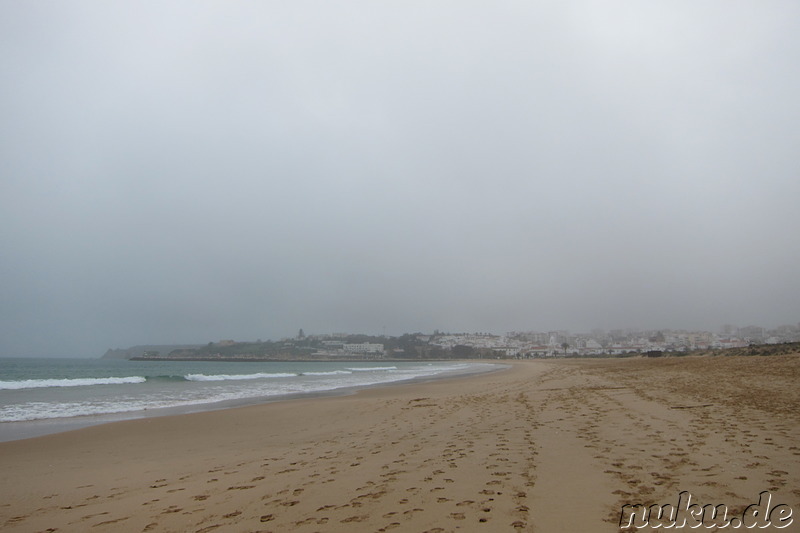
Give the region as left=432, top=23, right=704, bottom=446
left=1, top=355, right=798, bottom=532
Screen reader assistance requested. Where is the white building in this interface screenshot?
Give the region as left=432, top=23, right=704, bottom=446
left=343, top=343, right=385, bottom=355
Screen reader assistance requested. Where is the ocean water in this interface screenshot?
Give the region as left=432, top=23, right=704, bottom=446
left=0, top=358, right=500, bottom=441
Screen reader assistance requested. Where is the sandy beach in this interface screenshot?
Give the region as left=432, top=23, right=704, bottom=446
left=1, top=355, right=798, bottom=532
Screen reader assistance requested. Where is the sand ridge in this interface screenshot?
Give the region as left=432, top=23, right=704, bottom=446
left=1, top=355, right=798, bottom=532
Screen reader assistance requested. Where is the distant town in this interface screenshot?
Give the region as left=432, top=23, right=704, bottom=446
left=103, top=323, right=800, bottom=361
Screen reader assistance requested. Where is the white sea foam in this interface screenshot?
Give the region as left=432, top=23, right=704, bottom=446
left=184, top=372, right=297, bottom=382
left=0, top=361, right=503, bottom=425
left=301, top=370, right=352, bottom=376
left=1, top=401, right=152, bottom=422
left=0, top=376, right=147, bottom=390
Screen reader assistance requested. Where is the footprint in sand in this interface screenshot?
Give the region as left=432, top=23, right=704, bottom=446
left=340, top=515, right=369, bottom=523
left=279, top=500, right=300, bottom=507
left=195, top=525, right=222, bottom=533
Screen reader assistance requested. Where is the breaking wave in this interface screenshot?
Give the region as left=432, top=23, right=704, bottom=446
left=0, top=376, right=147, bottom=390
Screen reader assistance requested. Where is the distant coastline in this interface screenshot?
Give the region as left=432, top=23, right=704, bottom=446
left=109, top=331, right=800, bottom=363
left=102, top=345, right=203, bottom=360
left=128, top=356, right=448, bottom=363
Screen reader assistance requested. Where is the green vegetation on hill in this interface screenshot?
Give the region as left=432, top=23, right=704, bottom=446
left=128, top=333, right=501, bottom=361
left=102, top=344, right=202, bottom=359
left=688, top=341, right=800, bottom=358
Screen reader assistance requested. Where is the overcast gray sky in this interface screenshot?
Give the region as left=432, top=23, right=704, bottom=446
left=2, top=1, right=799, bottom=357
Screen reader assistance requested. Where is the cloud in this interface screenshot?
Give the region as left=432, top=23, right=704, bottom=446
left=1, top=1, right=798, bottom=356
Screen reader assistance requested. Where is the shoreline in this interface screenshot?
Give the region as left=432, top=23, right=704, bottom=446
left=128, top=357, right=491, bottom=362
left=1, top=355, right=798, bottom=532
left=0, top=360, right=507, bottom=443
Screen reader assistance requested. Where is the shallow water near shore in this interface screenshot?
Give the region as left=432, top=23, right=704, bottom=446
left=0, top=357, right=502, bottom=441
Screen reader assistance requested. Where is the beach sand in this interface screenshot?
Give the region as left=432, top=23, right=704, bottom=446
left=1, top=355, right=798, bottom=532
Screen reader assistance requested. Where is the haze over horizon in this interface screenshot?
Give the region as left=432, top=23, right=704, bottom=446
left=2, top=2, right=799, bottom=357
